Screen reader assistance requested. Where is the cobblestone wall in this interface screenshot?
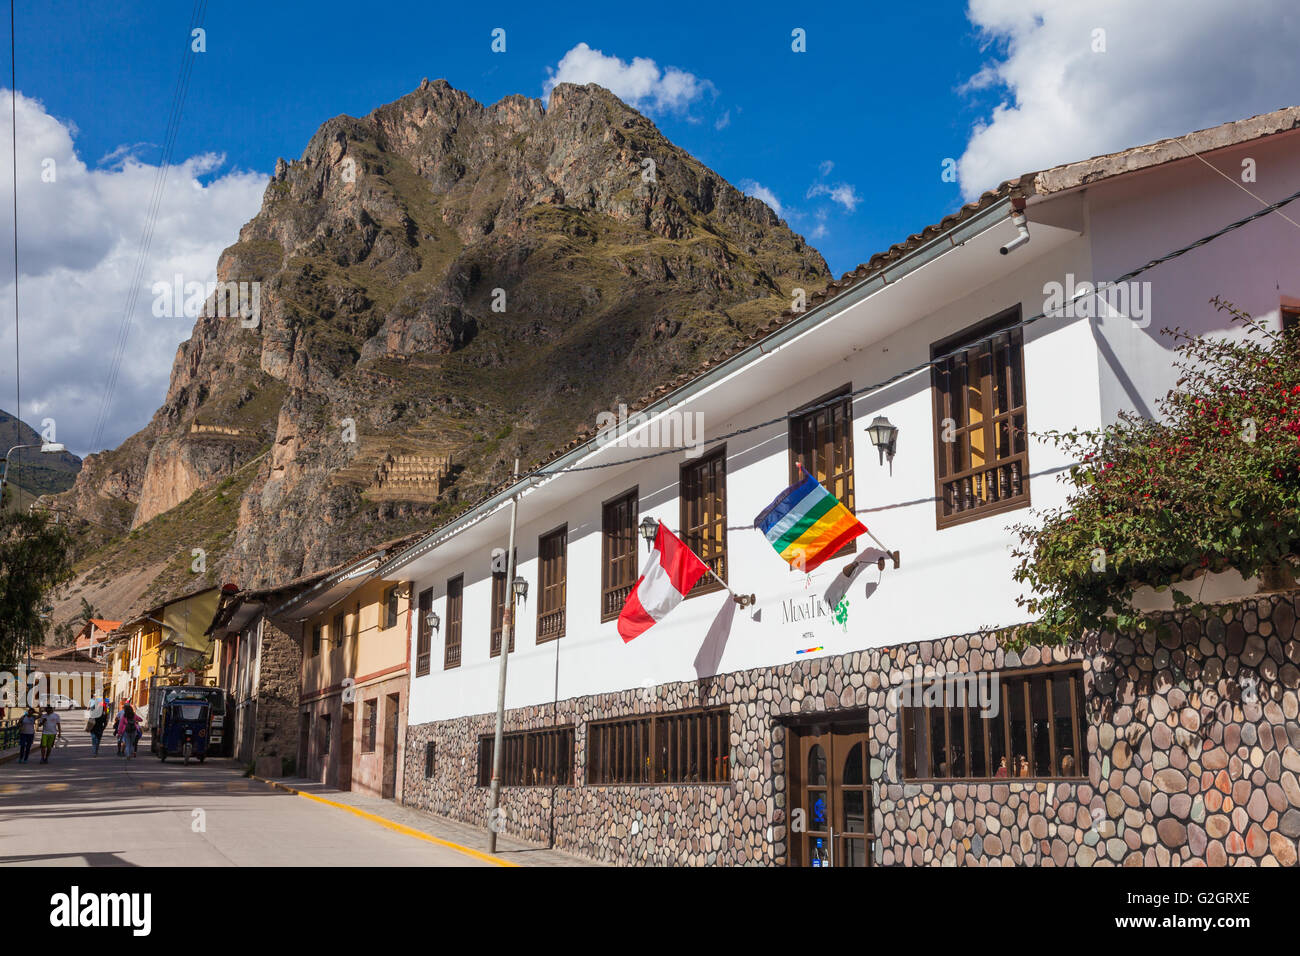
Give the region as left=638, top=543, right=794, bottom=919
left=402, top=592, right=1300, bottom=866
left=255, top=617, right=304, bottom=774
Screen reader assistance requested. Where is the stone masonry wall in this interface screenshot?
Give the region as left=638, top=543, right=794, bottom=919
left=254, top=616, right=303, bottom=775
left=402, top=592, right=1300, bottom=866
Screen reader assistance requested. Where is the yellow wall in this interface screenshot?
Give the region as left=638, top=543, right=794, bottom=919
left=138, top=622, right=162, bottom=710
left=162, top=589, right=219, bottom=655
left=301, top=579, right=409, bottom=694
left=120, top=588, right=221, bottom=711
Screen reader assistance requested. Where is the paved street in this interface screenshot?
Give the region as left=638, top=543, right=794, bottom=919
left=0, top=723, right=501, bottom=866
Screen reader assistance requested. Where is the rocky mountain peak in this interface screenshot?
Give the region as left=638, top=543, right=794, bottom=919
left=51, top=78, right=828, bottom=625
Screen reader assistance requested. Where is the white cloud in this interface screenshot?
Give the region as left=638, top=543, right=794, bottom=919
left=543, top=42, right=712, bottom=113
left=740, top=180, right=783, bottom=217
left=818, top=160, right=834, bottom=176
left=0, top=91, right=267, bottom=456
left=807, top=182, right=860, bottom=212
left=957, top=0, right=1300, bottom=200
left=714, top=111, right=730, bottom=130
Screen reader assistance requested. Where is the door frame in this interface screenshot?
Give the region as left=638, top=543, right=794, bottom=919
left=338, top=701, right=355, bottom=791
left=382, top=692, right=400, bottom=799
left=785, top=712, right=875, bottom=867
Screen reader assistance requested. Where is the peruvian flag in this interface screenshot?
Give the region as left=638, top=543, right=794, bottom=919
left=617, top=523, right=710, bottom=643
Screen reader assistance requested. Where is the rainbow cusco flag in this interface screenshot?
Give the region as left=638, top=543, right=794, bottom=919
left=753, top=471, right=866, bottom=572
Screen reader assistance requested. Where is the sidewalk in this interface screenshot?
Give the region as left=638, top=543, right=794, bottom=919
left=250, top=774, right=601, bottom=867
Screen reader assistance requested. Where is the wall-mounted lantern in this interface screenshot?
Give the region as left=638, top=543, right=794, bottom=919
left=866, top=416, right=899, bottom=466
left=639, top=516, right=659, bottom=552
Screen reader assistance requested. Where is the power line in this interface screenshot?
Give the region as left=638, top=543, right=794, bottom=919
left=9, top=0, right=18, bottom=491
left=89, top=1, right=208, bottom=452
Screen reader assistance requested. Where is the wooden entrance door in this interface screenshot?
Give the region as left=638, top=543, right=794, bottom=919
left=298, top=711, right=310, bottom=777
left=382, top=693, right=399, bottom=799
left=790, top=723, right=873, bottom=867
left=338, top=703, right=354, bottom=791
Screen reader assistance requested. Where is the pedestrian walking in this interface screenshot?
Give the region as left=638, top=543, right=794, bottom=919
left=89, top=703, right=109, bottom=756
left=17, top=708, right=36, bottom=763
left=117, top=703, right=141, bottom=759
left=114, top=701, right=126, bottom=756
left=38, top=706, right=62, bottom=763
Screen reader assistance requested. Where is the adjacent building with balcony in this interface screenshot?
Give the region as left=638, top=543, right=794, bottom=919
left=113, top=586, right=220, bottom=716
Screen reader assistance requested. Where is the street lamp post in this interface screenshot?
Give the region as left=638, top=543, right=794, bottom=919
left=1, top=441, right=67, bottom=500
left=487, top=459, right=524, bottom=855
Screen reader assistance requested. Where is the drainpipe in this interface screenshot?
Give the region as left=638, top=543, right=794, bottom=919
left=999, top=198, right=1031, bottom=255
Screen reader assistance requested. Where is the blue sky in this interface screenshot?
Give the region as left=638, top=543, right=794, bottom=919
left=23, top=0, right=999, bottom=274
left=8, top=0, right=1300, bottom=455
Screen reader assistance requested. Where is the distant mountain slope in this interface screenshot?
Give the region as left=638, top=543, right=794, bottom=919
left=52, top=78, right=829, bottom=622
left=0, top=408, right=83, bottom=505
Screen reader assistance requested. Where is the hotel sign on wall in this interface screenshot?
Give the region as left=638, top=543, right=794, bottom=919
left=765, top=550, right=893, bottom=653
left=771, top=589, right=852, bottom=655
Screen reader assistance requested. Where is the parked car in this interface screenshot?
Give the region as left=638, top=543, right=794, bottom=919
left=35, top=693, right=79, bottom=711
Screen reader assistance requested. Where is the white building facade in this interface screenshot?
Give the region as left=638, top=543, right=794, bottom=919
left=383, top=110, right=1300, bottom=866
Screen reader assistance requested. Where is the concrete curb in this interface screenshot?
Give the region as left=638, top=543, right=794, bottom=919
left=248, top=774, right=518, bottom=867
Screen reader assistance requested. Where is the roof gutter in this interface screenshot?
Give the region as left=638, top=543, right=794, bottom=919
left=380, top=195, right=1016, bottom=577
left=270, top=554, right=385, bottom=620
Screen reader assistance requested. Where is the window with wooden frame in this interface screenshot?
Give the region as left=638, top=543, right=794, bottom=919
left=443, top=575, right=463, bottom=670
left=490, top=549, right=517, bottom=657
left=537, top=526, right=567, bottom=643
left=899, top=664, right=1085, bottom=781
left=789, top=384, right=856, bottom=560
left=601, top=489, right=639, bottom=622
left=415, top=587, right=433, bottom=676
left=363, top=698, right=377, bottom=753
left=310, top=624, right=321, bottom=658
left=931, top=307, right=1029, bottom=528
left=424, top=741, right=436, bottom=778
left=383, top=585, right=400, bottom=630
left=1283, top=305, right=1300, bottom=334
left=475, top=726, right=575, bottom=786
left=586, top=707, right=731, bottom=784
left=680, top=448, right=727, bottom=597
left=332, top=611, right=345, bottom=649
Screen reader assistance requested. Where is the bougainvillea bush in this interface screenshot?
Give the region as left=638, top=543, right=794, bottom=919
left=1008, top=299, right=1300, bottom=646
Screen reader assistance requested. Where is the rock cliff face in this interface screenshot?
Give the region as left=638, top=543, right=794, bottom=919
left=56, top=79, right=828, bottom=612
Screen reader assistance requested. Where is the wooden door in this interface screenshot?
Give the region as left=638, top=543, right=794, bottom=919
left=338, top=703, right=354, bottom=791
left=790, top=723, right=873, bottom=867
left=382, top=693, right=399, bottom=799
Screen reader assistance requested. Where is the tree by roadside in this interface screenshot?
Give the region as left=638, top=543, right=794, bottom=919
left=0, top=491, right=73, bottom=664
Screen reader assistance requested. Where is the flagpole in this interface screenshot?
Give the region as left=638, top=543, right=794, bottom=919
left=487, top=458, right=520, bottom=855
left=661, top=523, right=755, bottom=608
left=864, top=529, right=897, bottom=559
left=795, top=462, right=900, bottom=567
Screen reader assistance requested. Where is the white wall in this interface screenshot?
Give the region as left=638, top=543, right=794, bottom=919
left=403, top=218, right=1111, bottom=724
left=1085, top=132, right=1300, bottom=424
left=403, top=141, right=1300, bottom=726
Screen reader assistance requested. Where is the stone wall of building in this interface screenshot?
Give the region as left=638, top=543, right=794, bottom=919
left=255, top=617, right=304, bottom=776
left=402, top=592, right=1300, bottom=866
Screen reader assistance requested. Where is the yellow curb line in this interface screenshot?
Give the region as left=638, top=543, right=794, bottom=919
left=249, top=774, right=518, bottom=867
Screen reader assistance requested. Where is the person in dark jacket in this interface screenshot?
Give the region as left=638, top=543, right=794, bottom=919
left=17, top=708, right=36, bottom=762
left=90, top=703, right=109, bottom=756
